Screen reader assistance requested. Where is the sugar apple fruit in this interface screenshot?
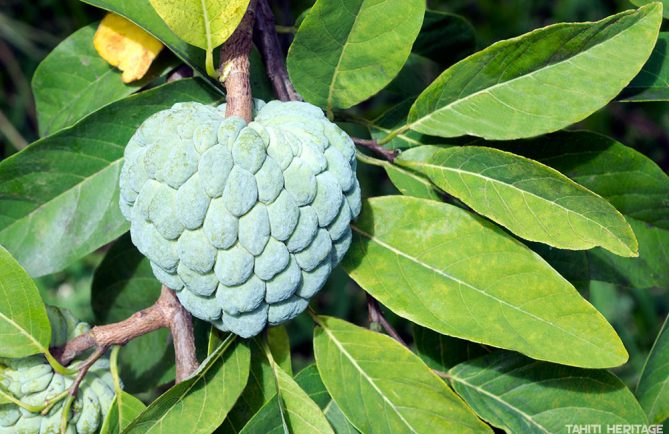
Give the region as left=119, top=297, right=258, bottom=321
left=0, top=307, right=115, bottom=434
left=119, top=100, right=361, bottom=338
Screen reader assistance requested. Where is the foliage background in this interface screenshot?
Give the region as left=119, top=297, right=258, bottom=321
left=1, top=0, right=667, bottom=389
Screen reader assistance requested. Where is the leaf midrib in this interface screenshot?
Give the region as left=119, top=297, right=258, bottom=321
left=130, top=337, right=235, bottom=433
left=401, top=158, right=631, bottom=252
left=407, top=9, right=646, bottom=131
left=351, top=224, right=613, bottom=357
left=326, top=0, right=366, bottom=112
left=199, top=0, right=212, bottom=52
left=0, top=311, right=47, bottom=356
left=449, top=374, right=551, bottom=433
left=0, top=159, right=123, bottom=242
left=321, top=325, right=418, bottom=433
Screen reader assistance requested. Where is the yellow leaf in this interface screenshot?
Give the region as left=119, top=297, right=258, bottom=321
left=94, top=13, right=164, bottom=83
left=149, top=0, right=251, bottom=77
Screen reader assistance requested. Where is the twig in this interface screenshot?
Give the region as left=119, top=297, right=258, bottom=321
left=53, top=286, right=198, bottom=383
left=352, top=137, right=397, bottom=162
left=68, top=347, right=106, bottom=398
left=366, top=294, right=409, bottom=348
left=220, top=0, right=258, bottom=122
left=253, top=0, right=301, bottom=102
left=56, top=347, right=106, bottom=434
left=251, top=0, right=399, bottom=163
left=434, top=369, right=452, bottom=381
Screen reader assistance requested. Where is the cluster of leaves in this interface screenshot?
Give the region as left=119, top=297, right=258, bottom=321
left=1, top=0, right=669, bottom=433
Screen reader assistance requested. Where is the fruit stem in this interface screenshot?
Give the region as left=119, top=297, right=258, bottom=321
left=219, top=0, right=258, bottom=122
left=59, top=395, right=74, bottom=434
left=40, top=390, right=69, bottom=415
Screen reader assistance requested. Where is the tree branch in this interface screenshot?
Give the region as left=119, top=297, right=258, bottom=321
left=53, top=286, right=198, bottom=383
left=352, top=138, right=397, bottom=162
left=220, top=0, right=258, bottom=122
left=251, top=1, right=397, bottom=163
left=253, top=0, right=301, bottom=102
left=69, top=347, right=107, bottom=397
left=169, top=301, right=198, bottom=382
left=366, top=294, right=409, bottom=348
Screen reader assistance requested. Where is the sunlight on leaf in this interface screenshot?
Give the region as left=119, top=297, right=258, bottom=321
left=343, top=196, right=628, bottom=368
left=149, top=0, right=250, bottom=76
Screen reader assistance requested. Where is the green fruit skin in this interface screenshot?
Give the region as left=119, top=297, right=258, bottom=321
left=0, top=308, right=115, bottom=434
left=119, top=100, right=361, bottom=338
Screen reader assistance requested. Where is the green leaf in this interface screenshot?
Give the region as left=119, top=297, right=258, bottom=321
left=406, top=4, right=662, bottom=140
left=287, top=0, right=425, bottom=111
left=81, top=0, right=209, bottom=82
left=100, top=392, right=146, bottom=434
left=489, top=132, right=669, bottom=229
left=221, top=338, right=277, bottom=433
left=381, top=55, right=440, bottom=102
left=413, top=10, right=476, bottom=67
left=268, top=343, right=333, bottom=434
left=219, top=329, right=296, bottom=433
left=125, top=336, right=250, bottom=434
left=367, top=100, right=454, bottom=150
left=0, top=78, right=221, bottom=277
left=32, top=23, right=163, bottom=137
left=450, top=352, right=648, bottom=432
left=238, top=364, right=358, bottom=434
left=356, top=152, right=441, bottom=201
left=413, top=325, right=487, bottom=371
left=290, top=365, right=359, bottom=434
left=268, top=326, right=292, bottom=375
left=492, top=131, right=669, bottom=288
left=631, top=0, right=669, bottom=18
left=385, top=163, right=441, bottom=201
left=0, top=245, right=51, bottom=358
left=313, top=316, right=491, bottom=434
left=528, top=243, right=591, bottom=292
left=241, top=342, right=333, bottom=434
left=92, top=234, right=175, bottom=392
left=343, top=196, right=628, bottom=368
left=637, top=315, right=669, bottom=423
left=589, top=218, right=669, bottom=288
left=621, top=33, right=669, bottom=101
left=149, top=0, right=250, bottom=76
left=397, top=145, right=638, bottom=257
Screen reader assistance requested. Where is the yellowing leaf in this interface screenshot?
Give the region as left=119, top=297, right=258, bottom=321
left=94, top=13, right=164, bottom=83
left=149, top=0, right=251, bottom=77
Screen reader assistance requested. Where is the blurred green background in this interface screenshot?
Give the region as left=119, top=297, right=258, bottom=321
left=1, top=0, right=667, bottom=387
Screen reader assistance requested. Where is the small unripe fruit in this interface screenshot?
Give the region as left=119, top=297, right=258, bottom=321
left=0, top=307, right=115, bottom=434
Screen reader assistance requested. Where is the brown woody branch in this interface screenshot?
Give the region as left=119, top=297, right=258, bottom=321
left=53, top=286, right=198, bottom=383
left=252, top=2, right=394, bottom=162
left=220, top=0, right=258, bottom=122
left=366, top=294, right=409, bottom=348
left=68, top=347, right=107, bottom=397
left=352, top=138, right=397, bottom=162
left=253, top=0, right=301, bottom=102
